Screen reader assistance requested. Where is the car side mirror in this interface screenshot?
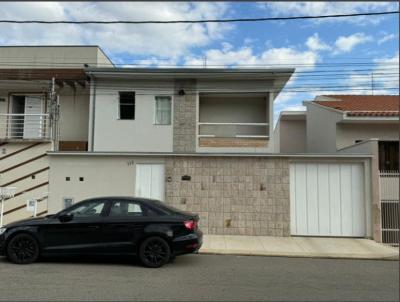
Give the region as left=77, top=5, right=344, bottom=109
left=58, top=213, right=73, bottom=222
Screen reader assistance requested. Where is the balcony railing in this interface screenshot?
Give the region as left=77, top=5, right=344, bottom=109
left=198, top=122, right=269, bottom=139
left=0, top=114, right=51, bottom=140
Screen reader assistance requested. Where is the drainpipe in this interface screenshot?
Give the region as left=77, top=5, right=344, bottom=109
left=88, top=75, right=97, bottom=151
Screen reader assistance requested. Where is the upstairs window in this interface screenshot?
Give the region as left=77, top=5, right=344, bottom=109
left=154, top=96, right=172, bottom=125
left=119, top=92, right=135, bottom=120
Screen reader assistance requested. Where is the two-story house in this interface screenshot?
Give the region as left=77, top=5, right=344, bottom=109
left=2, top=48, right=383, bottom=242
left=0, top=46, right=113, bottom=224
left=47, top=67, right=297, bottom=236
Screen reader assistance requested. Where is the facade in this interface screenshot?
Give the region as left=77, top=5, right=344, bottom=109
left=0, top=46, right=113, bottom=224
left=0, top=48, right=385, bottom=241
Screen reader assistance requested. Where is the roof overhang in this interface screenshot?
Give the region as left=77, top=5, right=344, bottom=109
left=86, top=67, right=295, bottom=95
left=278, top=111, right=306, bottom=121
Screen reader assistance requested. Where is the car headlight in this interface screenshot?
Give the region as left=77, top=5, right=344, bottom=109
left=0, top=228, right=6, bottom=235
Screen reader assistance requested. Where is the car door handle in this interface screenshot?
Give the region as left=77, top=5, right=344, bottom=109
left=88, top=225, right=100, bottom=229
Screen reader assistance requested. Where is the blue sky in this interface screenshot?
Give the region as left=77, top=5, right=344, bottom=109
left=0, top=2, right=399, bottom=122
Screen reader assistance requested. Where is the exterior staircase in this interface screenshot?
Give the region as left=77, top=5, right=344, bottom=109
left=0, top=141, right=51, bottom=225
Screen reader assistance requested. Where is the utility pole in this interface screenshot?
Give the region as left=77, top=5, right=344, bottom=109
left=203, top=56, right=207, bottom=68
left=49, top=77, right=59, bottom=151
left=371, top=72, right=374, bottom=95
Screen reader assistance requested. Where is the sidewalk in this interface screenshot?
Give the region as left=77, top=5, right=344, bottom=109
left=199, top=235, right=399, bottom=260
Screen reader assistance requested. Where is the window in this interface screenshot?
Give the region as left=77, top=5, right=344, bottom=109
left=154, top=96, right=171, bottom=125
left=119, top=92, right=135, bottom=120
left=64, top=200, right=106, bottom=218
left=109, top=201, right=143, bottom=217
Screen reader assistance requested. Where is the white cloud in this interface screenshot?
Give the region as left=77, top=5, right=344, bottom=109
left=0, top=2, right=232, bottom=57
left=260, top=2, right=398, bottom=25
left=185, top=44, right=319, bottom=70
left=306, top=33, right=331, bottom=51
left=333, top=33, right=372, bottom=54
left=378, top=33, right=399, bottom=45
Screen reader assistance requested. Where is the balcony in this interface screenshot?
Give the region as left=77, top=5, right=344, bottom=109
left=0, top=114, right=51, bottom=140
left=197, top=93, right=271, bottom=149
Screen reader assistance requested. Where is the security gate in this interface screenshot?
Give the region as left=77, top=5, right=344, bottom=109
left=380, top=170, right=399, bottom=246
left=135, top=164, right=165, bottom=201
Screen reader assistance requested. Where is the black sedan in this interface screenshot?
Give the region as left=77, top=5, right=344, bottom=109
left=0, top=197, right=202, bottom=268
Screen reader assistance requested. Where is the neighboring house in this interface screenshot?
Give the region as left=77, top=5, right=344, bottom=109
left=275, top=95, right=399, bottom=170
left=0, top=46, right=113, bottom=224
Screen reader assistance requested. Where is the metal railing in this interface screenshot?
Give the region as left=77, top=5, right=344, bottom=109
left=380, top=170, right=399, bottom=246
left=0, top=113, right=51, bottom=140
left=198, top=122, right=269, bottom=139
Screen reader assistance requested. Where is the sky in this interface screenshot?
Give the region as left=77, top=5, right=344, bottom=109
left=0, top=1, right=399, bottom=122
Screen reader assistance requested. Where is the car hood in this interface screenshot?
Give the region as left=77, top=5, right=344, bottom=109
left=5, top=216, right=53, bottom=228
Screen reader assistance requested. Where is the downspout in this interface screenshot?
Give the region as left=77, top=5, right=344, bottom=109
left=89, top=75, right=97, bottom=151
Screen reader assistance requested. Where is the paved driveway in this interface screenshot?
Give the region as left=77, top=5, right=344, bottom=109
left=0, top=254, right=398, bottom=301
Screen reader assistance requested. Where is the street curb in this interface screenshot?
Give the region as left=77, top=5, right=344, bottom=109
left=199, top=249, right=400, bottom=261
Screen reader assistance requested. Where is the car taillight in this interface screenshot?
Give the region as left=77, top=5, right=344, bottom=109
left=184, top=220, right=197, bottom=230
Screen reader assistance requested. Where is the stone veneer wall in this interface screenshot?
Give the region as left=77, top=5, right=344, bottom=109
left=165, top=156, right=290, bottom=236
left=173, top=79, right=197, bottom=152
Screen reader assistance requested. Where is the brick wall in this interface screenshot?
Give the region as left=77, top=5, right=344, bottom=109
left=173, top=80, right=197, bottom=152
left=165, top=156, right=290, bottom=236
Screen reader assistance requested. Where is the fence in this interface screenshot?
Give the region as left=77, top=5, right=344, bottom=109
left=379, top=170, right=399, bottom=246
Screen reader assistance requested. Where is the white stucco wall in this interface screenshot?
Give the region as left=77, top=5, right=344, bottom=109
left=336, top=122, right=399, bottom=149
left=58, top=87, right=90, bottom=141
left=91, top=79, right=174, bottom=152
left=48, top=155, right=165, bottom=213
left=305, top=103, right=343, bottom=153
left=278, top=119, right=307, bottom=153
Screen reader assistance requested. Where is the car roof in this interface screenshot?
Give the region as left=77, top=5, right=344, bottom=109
left=81, top=196, right=161, bottom=204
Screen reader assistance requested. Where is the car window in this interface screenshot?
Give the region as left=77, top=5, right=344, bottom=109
left=109, top=201, right=143, bottom=217
left=64, top=200, right=106, bottom=218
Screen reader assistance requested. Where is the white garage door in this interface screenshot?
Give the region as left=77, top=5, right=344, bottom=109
left=290, top=162, right=366, bottom=237
left=135, top=164, right=165, bottom=201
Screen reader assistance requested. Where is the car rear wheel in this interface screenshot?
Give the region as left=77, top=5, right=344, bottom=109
left=139, top=236, right=171, bottom=268
left=6, top=233, right=39, bottom=264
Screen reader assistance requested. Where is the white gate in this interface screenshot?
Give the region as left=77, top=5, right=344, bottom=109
left=135, top=164, right=165, bottom=201
left=380, top=170, right=399, bottom=246
left=290, top=162, right=366, bottom=237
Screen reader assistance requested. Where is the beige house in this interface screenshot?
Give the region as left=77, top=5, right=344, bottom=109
left=0, top=46, right=113, bottom=224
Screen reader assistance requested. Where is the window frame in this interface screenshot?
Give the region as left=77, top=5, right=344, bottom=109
left=118, top=91, right=136, bottom=120
left=154, top=95, right=172, bottom=126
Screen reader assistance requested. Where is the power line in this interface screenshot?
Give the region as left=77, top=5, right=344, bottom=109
left=0, top=11, right=398, bottom=24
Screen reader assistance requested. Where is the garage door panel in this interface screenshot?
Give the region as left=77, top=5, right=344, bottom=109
left=352, top=164, right=365, bottom=236
left=306, top=164, right=319, bottom=235
left=328, top=165, right=342, bottom=235
left=317, top=164, right=331, bottom=236
left=289, top=164, right=297, bottom=234
left=290, top=162, right=366, bottom=237
left=294, top=164, right=308, bottom=235
left=340, top=165, right=353, bottom=236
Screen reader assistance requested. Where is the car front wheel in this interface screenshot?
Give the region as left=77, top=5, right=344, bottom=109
left=139, top=236, right=171, bottom=268
left=6, top=233, right=39, bottom=264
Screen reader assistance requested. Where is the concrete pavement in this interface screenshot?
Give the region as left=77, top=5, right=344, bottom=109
left=200, top=235, right=399, bottom=260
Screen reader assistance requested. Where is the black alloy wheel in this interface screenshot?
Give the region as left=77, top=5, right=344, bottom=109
left=139, top=236, right=171, bottom=268
left=6, top=233, right=39, bottom=264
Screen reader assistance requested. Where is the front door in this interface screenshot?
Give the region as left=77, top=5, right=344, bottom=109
left=39, top=199, right=109, bottom=254
left=135, top=164, right=165, bottom=201
left=23, top=96, right=44, bottom=139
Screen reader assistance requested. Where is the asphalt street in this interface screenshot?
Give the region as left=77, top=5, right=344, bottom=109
left=0, top=254, right=398, bottom=301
